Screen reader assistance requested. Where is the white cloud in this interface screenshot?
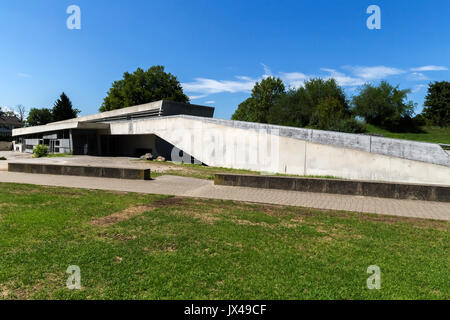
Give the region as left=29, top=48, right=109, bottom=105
left=261, top=63, right=273, bottom=79
left=412, top=84, right=428, bottom=93
left=182, top=77, right=256, bottom=95
left=235, top=76, right=253, bottom=81
left=204, top=100, right=216, bottom=104
left=279, top=72, right=310, bottom=88
left=0, top=106, right=19, bottom=116
left=17, top=73, right=32, bottom=78
left=410, top=65, right=448, bottom=72
left=279, top=72, right=308, bottom=81
left=320, top=68, right=365, bottom=86
left=182, top=63, right=445, bottom=99
left=343, top=65, right=405, bottom=80
left=189, top=94, right=208, bottom=100
left=407, top=72, right=429, bottom=81
left=346, top=86, right=359, bottom=92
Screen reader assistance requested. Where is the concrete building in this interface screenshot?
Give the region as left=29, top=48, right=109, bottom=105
left=12, top=100, right=450, bottom=185
left=12, top=100, right=214, bottom=155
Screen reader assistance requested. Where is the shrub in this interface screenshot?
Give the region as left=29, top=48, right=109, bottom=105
left=383, top=115, right=425, bottom=133
left=0, top=156, right=6, bottom=160
left=352, top=81, right=415, bottom=129
left=33, top=144, right=49, bottom=158
left=232, top=77, right=285, bottom=123
left=413, top=114, right=427, bottom=127
left=312, top=97, right=349, bottom=130
left=310, top=97, right=366, bottom=133
left=422, top=81, right=450, bottom=127
left=333, top=118, right=367, bottom=133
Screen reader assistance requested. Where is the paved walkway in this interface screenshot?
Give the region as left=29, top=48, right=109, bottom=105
left=0, top=171, right=448, bottom=221
left=0, top=151, right=208, bottom=174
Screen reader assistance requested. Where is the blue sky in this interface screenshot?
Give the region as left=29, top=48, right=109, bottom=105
left=0, top=0, right=449, bottom=120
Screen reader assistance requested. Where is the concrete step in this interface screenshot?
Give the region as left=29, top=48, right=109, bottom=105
left=8, top=162, right=151, bottom=180
left=215, top=173, right=450, bottom=202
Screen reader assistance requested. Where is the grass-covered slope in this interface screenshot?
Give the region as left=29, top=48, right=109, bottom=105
left=366, top=125, right=450, bottom=145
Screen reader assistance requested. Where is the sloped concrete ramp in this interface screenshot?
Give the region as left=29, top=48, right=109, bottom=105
left=108, top=115, right=450, bottom=186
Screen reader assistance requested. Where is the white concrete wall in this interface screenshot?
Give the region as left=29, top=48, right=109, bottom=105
left=12, top=141, right=22, bottom=152
left=109, top=117, right=450, bottom=186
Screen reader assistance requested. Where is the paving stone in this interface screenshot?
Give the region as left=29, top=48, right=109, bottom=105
left=0, top=172, right=448, bottom=221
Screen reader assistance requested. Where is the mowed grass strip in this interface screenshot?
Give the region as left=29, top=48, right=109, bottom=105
left=366, top=124, right=450, bottom=145
left=0, top=182, right=448, bottom=300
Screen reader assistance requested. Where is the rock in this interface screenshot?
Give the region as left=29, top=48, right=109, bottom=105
left=156, top=156, right=166, bottom=162
left=140, top=153, right=153, bottom=160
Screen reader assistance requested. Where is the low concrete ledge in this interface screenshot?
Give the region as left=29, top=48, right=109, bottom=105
left=214, top=173, right=450, bottom=202
left=8, top=162, right=150, bottom=180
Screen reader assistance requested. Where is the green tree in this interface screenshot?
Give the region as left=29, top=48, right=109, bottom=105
left=100, top=66, right=189, bottom=112
left=313, top=97, right=347, bottom=130
left=422, top=81, right=450, bottom=127
left=231, top=98, right=255, bottom=122
left=312, top=97, right=365, bottom=133
left=232, top=77, right=285, bottom=123
left=268, top=78, right=350, bottom=128
left=233, top=77, right=366, bottom=133
left=26, top=108, right=53, bottom=126
left=52, top=92, right=80, bottom=122
left=304, top=78, right=349, bottom=111
left=352, top=81, right=415, bottom=130
left=0, top=108, right=16, bottom=118
left=267, top=87, right=313, bottom=127
left=251, top=77, right=285, bottom=123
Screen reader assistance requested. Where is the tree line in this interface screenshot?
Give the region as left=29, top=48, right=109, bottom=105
left=16, top=65, right=450, bottom=131
left=26, top=92, right=80, bottom=126
left=232, top=77, right=450, bottom=133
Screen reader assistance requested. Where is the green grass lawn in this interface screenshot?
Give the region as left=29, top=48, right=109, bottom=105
left=0, top=183, right=448, bottom=300
left=142, top=161, right=341, bottom=181
left=366, top=125, right=450, bottom=146
left=46, top=153, right=74, bottom=158
left=146, top=162, right=265, bottom=180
